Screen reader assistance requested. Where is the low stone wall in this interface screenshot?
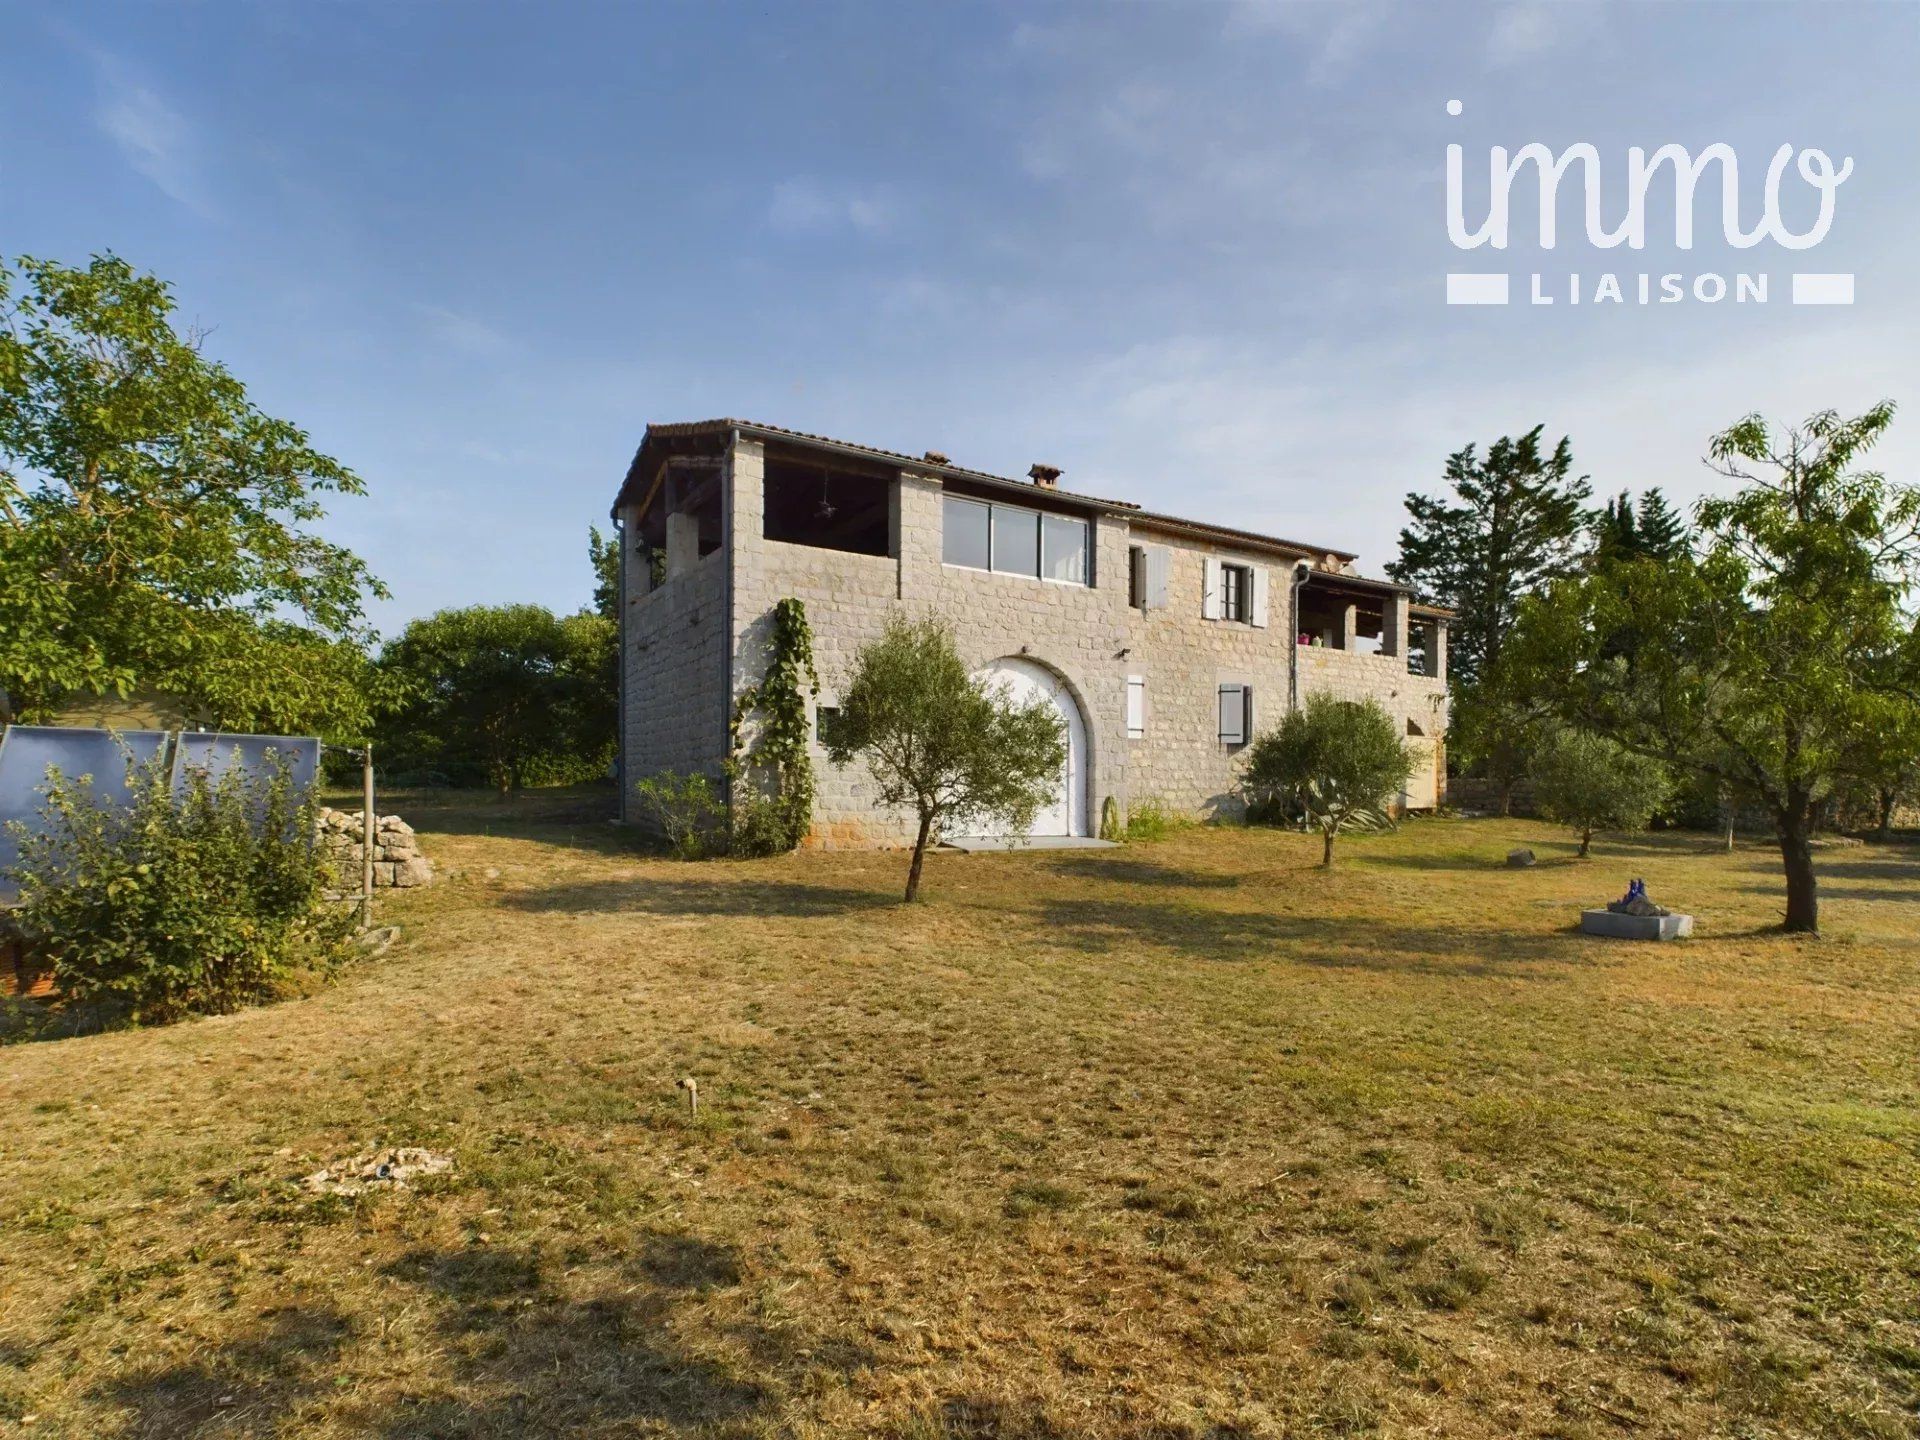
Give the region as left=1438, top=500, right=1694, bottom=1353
left=316, top=809, right=434, bottom=888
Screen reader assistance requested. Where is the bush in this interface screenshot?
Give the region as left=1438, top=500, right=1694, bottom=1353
left=1245, top=695, right=1416, bottom=866
left=633, top=771, right=728, bottom=859
left=1123, top=795, right=1188, bottom=842
left=1529, top=726, right=1670, bottom=857
left=4, top=754, right=354, bottom=1026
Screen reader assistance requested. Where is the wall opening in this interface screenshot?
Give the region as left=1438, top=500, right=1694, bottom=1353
left=763, top=457, right=892, bottom=557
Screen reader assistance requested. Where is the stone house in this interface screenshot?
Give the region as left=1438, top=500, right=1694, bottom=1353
left=611, top=420, right=1450, bottom=846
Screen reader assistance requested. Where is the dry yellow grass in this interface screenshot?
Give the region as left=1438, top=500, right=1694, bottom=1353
left=3, top=790, right=1918, bottom=1438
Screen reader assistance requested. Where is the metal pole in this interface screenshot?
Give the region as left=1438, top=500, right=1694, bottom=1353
left=361, top=744, right=375, bottom=930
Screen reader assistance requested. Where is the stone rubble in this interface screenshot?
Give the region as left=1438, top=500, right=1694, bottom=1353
left=300, top=1146, right=454, bottom=1195
left=315, top=808, right=434, bottom=888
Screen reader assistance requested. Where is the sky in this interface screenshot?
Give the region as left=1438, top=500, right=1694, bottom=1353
left=3, top=0, right=1917, bottom=634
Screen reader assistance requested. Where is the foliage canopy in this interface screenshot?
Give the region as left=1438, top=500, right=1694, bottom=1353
left=824, top=613, right=1064, bottom=901
left=1512, top=403, right=1920, bottom=932
left=0, top=253, right=385, bottom=736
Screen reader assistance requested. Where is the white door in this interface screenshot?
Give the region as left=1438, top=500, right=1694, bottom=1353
left=1402, top=722, right=1437, bottom=810
left=970, top=657, right=1087, bottom=837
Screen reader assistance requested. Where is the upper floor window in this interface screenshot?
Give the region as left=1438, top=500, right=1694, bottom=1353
left=944, top=497, right=991, bottom=570
left=1220, top=563, right=1251, bottom=622
left=944, top=493, right=1090, bottom=585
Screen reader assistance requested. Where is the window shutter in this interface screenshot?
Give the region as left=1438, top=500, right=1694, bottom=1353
left=1249, top=566, right=1270, bottom=628
left=1126, top=675, right=1146, bottom=738
left=1201, top=557, right=1222, bottom=620
left=1145, top=546, right=1170, bottom=609
left=1217, top=683, right=1246, bottom=745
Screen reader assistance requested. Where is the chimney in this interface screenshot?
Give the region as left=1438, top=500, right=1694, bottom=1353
left=1028, top=463, right=1062, bottom=489
left=922, top=450, right=950, bottom=465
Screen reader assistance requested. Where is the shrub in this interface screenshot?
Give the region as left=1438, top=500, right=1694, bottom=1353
left=1245, top=694, right=1416, bottom=866
left=633, top=771, right=728, bottom=859
left=1529, top=726, right=1671, bottom=857
left=1123, top=795, right=1188, bottom=842
left=5, top=754, right=353, bottom=1026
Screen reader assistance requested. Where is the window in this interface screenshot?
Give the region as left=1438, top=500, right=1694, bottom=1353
left=815, top=705, right=841, bottom=746
left=944, top=494, right=1092, bottom=584
left=992, top=506, right=1039, bottom=576
left=1128, top=545, right=1145, bottom=607
left=943, top=496, right=992, bottom=570
left=1126, top=676, right=1146, bottom=739
left=1217, top=683, right=1251, bottom=746
left=1220, top=564, right=1251, bottom=622
left=1042, top=514, right=1088, bottom=584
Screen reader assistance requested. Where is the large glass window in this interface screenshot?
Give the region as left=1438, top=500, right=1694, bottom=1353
left=943, top=493, right=1091, bottom=585
left=1042, top=514, right=1089, bottom=584
left=992, top=506, right=1040, bottom=576
left=942, top=496, right=991, bottom=570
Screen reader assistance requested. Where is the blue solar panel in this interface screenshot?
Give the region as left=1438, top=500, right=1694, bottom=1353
left=0, top=727, right=170, bottom=905
left=170, top=732, right=321, bottom=800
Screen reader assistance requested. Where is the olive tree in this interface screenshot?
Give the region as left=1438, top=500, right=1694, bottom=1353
left=1246, top=694, right=1416, bottom=867
left=824, top=613, right=1064, bottom=901
left=1529, top=726, right=1670, bottom=857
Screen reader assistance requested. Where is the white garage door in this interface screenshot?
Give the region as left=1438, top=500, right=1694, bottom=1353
left=968, top=657, right=1088, bottom=838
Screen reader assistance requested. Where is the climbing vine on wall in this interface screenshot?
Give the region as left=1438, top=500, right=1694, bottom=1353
left=729, top=597, right=821, bottom=855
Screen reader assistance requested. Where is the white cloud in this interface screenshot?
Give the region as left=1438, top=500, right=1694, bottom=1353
left=94, top=66, right=214, bottom=216
left=1224, top=0, right=1400, bottom=86
left=410, top=303, right=512, bottom=359
left=1485, top=2, right=1603, bottom=68
left=767, top=177, right=897, bottom=237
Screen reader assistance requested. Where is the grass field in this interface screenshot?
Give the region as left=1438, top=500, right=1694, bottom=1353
left=3, top=790, right=1918, bottom=1438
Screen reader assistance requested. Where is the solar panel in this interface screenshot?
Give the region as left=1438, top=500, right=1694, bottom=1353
left=170, top=732, right=321, bottom=800
left=0, top=726, right=170, bottom=905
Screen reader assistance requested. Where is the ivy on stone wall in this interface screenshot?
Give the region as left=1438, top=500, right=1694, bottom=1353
left=729, top=597, right=821, bottom=855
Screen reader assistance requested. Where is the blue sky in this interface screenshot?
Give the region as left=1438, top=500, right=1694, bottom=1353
left=4, top=1, right=1916, bottom=633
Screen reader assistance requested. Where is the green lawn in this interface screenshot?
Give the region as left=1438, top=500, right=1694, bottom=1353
left=2, top=792, right=1917, bottom=1438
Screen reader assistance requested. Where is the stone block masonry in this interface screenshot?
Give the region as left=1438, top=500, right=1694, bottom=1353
left=614, top=425, right=1450, bottom=847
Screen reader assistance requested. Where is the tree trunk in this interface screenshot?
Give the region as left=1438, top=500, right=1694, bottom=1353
left=1322, top=827, right=1336, bottom=867
left=1878, top=788, right=1896, bottom=843
left=904, top=811, right=933, bottom=902
left=1498, top=775, right=1513, bottom=818
left=1776, top=804, right=1819, bottom=935
left=1578, top=827, right=1592, bottom=858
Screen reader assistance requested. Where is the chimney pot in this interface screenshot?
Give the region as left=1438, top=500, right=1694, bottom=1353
left=922, top=450, right=950, bottom=465
left=1029, top=463, right=1062, bottom=489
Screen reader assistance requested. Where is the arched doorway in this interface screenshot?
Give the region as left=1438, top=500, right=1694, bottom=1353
left=968, top=657, right=1088, bottom=837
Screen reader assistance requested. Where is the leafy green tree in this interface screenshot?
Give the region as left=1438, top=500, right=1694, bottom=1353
left=0, top=254, right=384, bottom=734
left=376, top=604, right=615, bottom=793
left=1528, top=726, right=1671, bottom=857
left=1513, top=403, right=1918, bottom=933
left=1245, top=694, right=1416, bottom=867
left=824, top=613, right=1065, bottom=901
left=588, top=525, right=620, bottom=620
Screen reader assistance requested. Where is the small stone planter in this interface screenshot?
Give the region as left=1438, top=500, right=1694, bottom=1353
left=1580, top=909, right=1693, bottom=941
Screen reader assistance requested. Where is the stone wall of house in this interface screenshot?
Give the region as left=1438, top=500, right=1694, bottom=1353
left=618, top=536, right=729, bottom=826
left=625, top=431, right=1451, bottom=846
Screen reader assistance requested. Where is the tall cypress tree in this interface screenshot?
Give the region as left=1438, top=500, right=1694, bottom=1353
left=1633, top=488, right=1690, bottom=561
left=1388, top=426, right=1592, bottom=692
